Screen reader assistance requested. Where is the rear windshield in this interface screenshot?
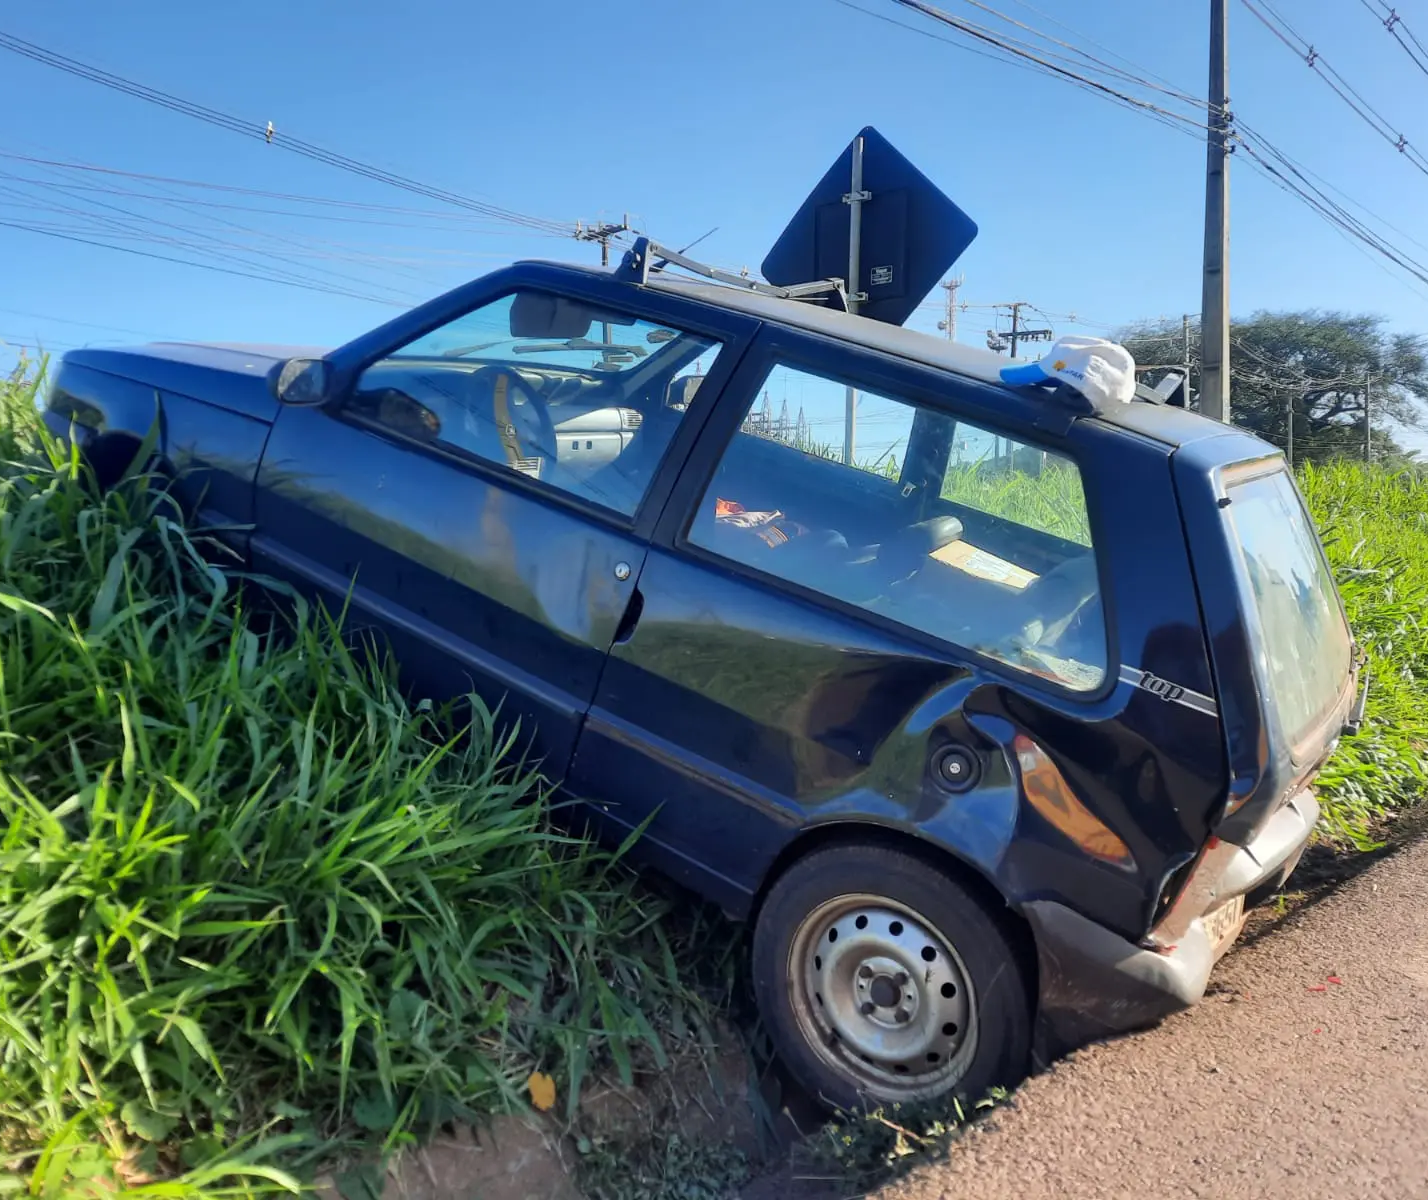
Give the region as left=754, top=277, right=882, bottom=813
left=1222, top=466, right=1352, bottom=750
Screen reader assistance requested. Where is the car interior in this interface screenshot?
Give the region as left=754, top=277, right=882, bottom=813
left=690, top=411, right=1106, bottom=690
left=350, top=323, right=713, bottom=516
left=348, top=291, right=1105, bottom=689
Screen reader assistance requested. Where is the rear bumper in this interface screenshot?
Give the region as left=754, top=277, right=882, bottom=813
left=1025, top=789, right=1319, bottom=1062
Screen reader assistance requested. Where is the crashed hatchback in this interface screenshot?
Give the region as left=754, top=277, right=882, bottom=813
left=44, top=239, right=1362, bottom=1110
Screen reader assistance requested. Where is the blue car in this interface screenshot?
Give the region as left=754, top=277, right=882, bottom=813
left=44, top=244, right=1362, bottom=1111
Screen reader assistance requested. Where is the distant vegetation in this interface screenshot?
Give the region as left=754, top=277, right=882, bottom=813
left=1122, top=310, right=1428, bottom=467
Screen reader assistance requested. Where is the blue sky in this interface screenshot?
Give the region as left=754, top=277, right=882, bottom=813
left=2, top=0, right=1426, bottom=445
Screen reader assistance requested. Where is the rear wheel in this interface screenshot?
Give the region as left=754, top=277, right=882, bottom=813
left=752, top=843, right=1032, bottom=1112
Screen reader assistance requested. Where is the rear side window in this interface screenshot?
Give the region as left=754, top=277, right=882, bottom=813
left=1223, top=466, right=1352, bottom=749
left=685, top=363, right=1107, bottom=691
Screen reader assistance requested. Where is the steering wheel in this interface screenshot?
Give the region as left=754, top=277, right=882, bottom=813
left=465, top=365, right=559, bottom=473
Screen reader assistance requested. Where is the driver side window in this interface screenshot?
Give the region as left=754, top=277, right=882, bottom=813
left=350, top=289, right=724, bottom=517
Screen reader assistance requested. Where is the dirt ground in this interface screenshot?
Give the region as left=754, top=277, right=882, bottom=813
left=870, top=831, right=1428, bottom=1200
left=322, top=833, right=1428, bottom=1200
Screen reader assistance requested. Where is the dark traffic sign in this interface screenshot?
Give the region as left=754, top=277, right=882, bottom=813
left=761, top=126, right=978, bottom=328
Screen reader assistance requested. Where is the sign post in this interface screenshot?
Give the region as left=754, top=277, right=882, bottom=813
left=761, top=126, right=979, bottom=464
left=843, top=135, right=868, bottom=464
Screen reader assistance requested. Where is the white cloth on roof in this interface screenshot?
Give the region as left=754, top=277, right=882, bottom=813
left=999, top=335, right=1137, bottom=408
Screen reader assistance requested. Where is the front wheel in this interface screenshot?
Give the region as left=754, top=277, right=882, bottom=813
left=752, top=843, right=1033, bottom=1112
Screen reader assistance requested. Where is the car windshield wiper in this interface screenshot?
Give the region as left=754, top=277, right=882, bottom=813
left=440, top=339, right=518, bottom=358
left=511, top=338, right=648, bottom=359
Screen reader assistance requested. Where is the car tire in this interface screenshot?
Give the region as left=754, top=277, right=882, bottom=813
left=752, top=843, right=1033, bottom=1113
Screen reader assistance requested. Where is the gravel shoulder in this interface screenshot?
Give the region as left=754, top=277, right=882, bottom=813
left=877, top=833, right=1428, bottom=1200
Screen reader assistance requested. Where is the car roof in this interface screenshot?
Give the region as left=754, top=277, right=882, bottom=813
left=518, top=259, right=1262, bottom=455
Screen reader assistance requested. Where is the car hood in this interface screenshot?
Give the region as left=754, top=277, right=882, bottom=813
left=62, top=342, right=332, bottom=423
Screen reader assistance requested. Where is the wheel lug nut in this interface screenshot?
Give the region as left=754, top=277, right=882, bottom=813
left=860, top=1002, right=876, bottom=1016
left=895, top=1008, right=911, bottom=1024
left=858, top=965, right=873, bottom=980
left=895, top=972, right=909, bottom=987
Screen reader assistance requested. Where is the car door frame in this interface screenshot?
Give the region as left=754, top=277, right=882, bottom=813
left=300, top=261, right=764, bottom=541
left=251, top=263, right=765, bottom=787
left=649, top=320, right=1121, bottom=706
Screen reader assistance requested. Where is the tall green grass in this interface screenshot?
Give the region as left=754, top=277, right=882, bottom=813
left=1300, top=459, right=1428, bottom=847
left=940, top=460, right=1091, bottom=546
left=0, top=365, right=716, bottom=1193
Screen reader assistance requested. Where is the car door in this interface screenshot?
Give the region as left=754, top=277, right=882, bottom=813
left=566, top=326, right=1116, bottom=914
left=250, top=264, right=757, bottom=782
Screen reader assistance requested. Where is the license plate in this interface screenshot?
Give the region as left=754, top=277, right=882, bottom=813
left=1203, top=895, right=1246, bottom=959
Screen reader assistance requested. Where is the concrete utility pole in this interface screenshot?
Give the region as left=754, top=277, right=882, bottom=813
left=1201, top=0, right=1232, bottom=422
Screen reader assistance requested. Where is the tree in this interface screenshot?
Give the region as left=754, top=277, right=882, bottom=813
left=1118, top=311, right=1428, bottom=465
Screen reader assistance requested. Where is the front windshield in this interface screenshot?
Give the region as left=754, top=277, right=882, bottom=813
left=391, top=292, right=683, bottom=374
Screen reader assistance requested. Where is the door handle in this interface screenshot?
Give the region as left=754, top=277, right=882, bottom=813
left=612, top=586, right=644, bottom=645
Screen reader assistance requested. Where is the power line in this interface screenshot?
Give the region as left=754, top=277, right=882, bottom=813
left=0, top=305, right=170, bottom=340
left=857, top=0, right=1428, bottom=301
left=0, top=331, right=81, bottom=350
left=0, top=216, right=409, bottom=306
left=0, top=149, right=570, bottom=234
left=0, top=31, right=576, bottom=237
left=0, top=170, right=430, bottom=303
left=0, top=177, right=420, bottom=306
left=882, top=0, right=1215, bottom=133
left=1239, top=0, right=1428, bottom=178
left=837, top=0, right=1213, bottom=141
left=945, top=0, right=1211, bottom=109
left=1233, top=126, right=1428, bottom=293
left=1356, top=0, right=1428, bottom=80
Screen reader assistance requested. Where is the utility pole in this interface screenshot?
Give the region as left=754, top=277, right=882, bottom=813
left=1285, top=387, right=1294, bottom=467
left=982, top=301, right=1052, bottom=356
left=575, top=214, right=632, bottom=268
left=1200, top=0, right=1232, bottom=422
left=938, top=276, right=964, bottom=341
left=1182, top=314, right=1192, bottom=382
left=843, top=134, right=870, bottom=465
left=576, top=215, right=630, bottom=344
left=1365, top=372, right=1373, bottom=461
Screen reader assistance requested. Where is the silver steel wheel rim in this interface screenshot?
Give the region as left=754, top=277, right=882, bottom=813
left=788, top=894, right=977, bottom=1101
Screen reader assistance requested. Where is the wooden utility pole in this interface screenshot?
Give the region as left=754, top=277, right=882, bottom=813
left=576, top=214, right=631, bottom=267
left=576, top=215, right=630, bottom=344
left=1200, top=0, right=1232, bottom=422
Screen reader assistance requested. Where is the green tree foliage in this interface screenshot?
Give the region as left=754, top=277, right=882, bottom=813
left=1119, top=311, right=1428, bottom=465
